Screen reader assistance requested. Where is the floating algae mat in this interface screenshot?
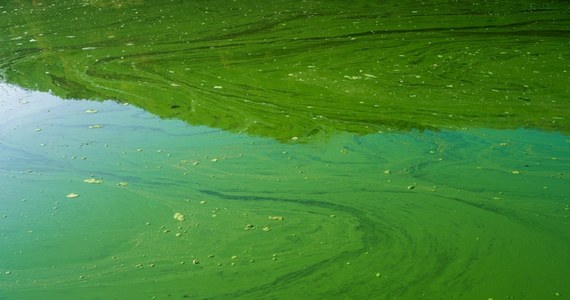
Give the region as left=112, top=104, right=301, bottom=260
left=0, top=0, right=569, bottom=299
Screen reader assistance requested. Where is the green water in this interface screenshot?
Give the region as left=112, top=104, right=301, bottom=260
left=0, top=1, right=569, bottom=299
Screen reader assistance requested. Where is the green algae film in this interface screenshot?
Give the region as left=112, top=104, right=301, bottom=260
left=0, top=0, right=569, bottom=299
left=0, top=0, right=569, bottom=141
left=1, top=85, right=569, bottom=299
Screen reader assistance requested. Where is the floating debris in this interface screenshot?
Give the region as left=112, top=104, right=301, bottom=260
left=88, top=124, right=103, bottom=129
left=85, top=109, right=98, bottom=113
left=511, top=170, right=522, bottom=175
left=244, top=224, right=255, bottom=230
left=268, top=216, right=284, bottom=221
left=200, top=200, right=207, bottom=205
left=173, top=212, right=185, bottom=222
left=34, top=128, right=42, bottom=132
left=66, top=193, right=79, bottom=198
left=117, top=182, right=128, bottom=187
left=407, top=185, right=416, bottom=190
left=192, top=259, right=200, bottom=264
left=83, top=178, right=102, bottom=184
left=262, top=225, right=271, bottom=232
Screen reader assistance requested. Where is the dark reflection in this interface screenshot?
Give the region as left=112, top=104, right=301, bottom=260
left=0, top=0, right=568, bottom=141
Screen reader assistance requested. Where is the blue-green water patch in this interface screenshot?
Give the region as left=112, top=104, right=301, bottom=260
left=1, top=84, right=568, bottom=299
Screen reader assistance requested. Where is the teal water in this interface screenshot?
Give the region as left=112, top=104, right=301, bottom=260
left=1, top=84, right=568, bottom=299
left=1, top=1, right=569, bottom=299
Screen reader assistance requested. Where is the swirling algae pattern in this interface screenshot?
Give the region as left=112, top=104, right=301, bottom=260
left=0, top=84, right=568, bottom=299
left=0, top=1, right=569, bottom=299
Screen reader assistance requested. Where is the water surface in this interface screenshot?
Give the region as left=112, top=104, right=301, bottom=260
left=0, top=1, right=569, bottom=299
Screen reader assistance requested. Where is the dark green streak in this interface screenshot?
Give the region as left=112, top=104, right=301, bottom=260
left=1, top=0, right=568, bottom=141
